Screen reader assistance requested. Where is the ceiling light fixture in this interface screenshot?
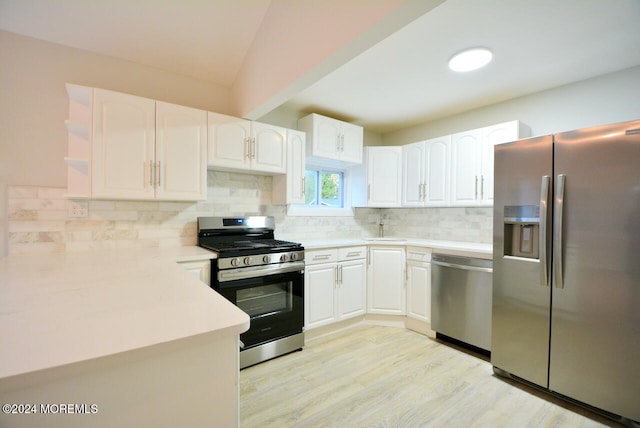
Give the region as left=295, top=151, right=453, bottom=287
left=448, top=47, right=493, bottom=72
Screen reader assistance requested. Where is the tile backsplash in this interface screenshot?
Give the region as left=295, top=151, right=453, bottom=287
left=6, top=171, right=492, bottom=254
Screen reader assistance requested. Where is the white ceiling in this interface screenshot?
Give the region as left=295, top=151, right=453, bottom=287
left=1, top=0, right=639, bottom=134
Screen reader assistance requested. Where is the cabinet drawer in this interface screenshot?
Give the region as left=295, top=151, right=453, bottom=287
left=338, top=246, right=367, bottom=261
left=305, top=248, right=338, bottom=265
left=406, top=246, right=432, bottom=262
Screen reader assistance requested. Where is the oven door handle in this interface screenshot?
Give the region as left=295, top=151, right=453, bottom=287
left=218, top=261, right=305, bottom=282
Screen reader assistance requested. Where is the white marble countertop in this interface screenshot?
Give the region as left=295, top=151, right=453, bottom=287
left=0, top=246, right=249, bottom=380
left=301, top=238, right=492, bottom=259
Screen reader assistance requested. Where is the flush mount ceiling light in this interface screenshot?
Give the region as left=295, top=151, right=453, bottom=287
left=448, top=47, right=493, bottom=72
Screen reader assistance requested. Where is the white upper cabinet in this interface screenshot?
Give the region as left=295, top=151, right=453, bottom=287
left=298, top=113, right=363, bottom=165
left=353, top=146, right=402, bottom=207
left=424, top=137, right=451, bottom=206
left=155, top=101, right=207, bottom=201
left=450, top=128, right=483, bottom=206
left=73, top=86, right=206, bottom=201
left=450, top=120, right=528, bottom=206
left=251, top=122, right=287, bottom=174
left=402, top=136, right=451, bottom=207
left=273, top=129, right=306, bottom=205
left=208, top=113, right=286, bottom=174
left=480, top=120, right=524, bottom=203
left=207, top=113, right=252, bottom=171
left=92, top=89, right=156, bottom=200
left=402, top=141, right=425, bottom=206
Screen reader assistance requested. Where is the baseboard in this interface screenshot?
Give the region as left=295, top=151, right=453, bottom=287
left=305, top=315, right=433, bottom=343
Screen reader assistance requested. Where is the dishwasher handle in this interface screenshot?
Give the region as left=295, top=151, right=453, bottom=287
left=431, top=259, right=493, bottom=273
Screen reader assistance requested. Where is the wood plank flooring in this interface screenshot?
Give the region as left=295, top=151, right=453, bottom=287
left=240, top=324, right=621, bottom=428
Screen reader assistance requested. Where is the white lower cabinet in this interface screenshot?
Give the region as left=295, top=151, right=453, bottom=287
left=305, top=246, right=366, bottom=329
left=367, top=245, right=406, bottom=315
left=406, top=246, right=431, bottom=323
left=177, top=259, right=211, bottom=285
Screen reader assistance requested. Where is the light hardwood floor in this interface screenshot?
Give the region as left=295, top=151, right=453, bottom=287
left=240, top=324, right=621, bottom=428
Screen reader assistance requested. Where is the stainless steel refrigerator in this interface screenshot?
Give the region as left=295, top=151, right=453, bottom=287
left=492, top=119, right=640, bottom=424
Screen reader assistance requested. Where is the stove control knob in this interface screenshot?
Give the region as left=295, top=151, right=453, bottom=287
left=263, top=255, right=271, bottom=263
left=243, top=256, right=253, bottom=266
left=230, top=258, right=239, bottom=267
left=280, top=254, right=288, bottom=262
left=290, top=252, right=298, bottom=261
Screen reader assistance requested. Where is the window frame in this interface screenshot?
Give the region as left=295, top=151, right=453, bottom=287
left=287, top=164, right=354, bottom=217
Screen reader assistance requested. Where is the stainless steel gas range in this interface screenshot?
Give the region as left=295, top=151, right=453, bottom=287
left=197, top=216, right=304, bottom=369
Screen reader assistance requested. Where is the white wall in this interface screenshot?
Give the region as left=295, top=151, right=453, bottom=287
left=0, top=30, right=234, bottom=189
left=0, top=30, right=235, bottom=257
left=382, top=66, right=640, bottom=145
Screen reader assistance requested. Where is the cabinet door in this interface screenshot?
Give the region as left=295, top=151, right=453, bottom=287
left=273, top=129, right=306, bottom=204
left=93, top=89, right=155, bottom=200
left=304, top=263, right=337, bottom=329
left=338, top=259, right=366, bottom=320
left=288, top=129, right=306, bottom=204
left=367, top=246, right=406, bottom=315
left=402, top=142, right=425, bottom=206
left=251, top=122, right=287, bottom=173
left=424, top=136, right=451, bottom=206
left=480, top=121, right=521, bottom=204
left=207, top=112, right=251, bottom=170
left=407, top=261, right=431, bottom=323
left=314, top=115, right=342, bottom=160
left=339, top=122, right=364, bottom=163
left=450, top=129, right=482, bottom=205
left=155, top=102, right=207, bottom=201
left=366, top=147, right=402, bottom=207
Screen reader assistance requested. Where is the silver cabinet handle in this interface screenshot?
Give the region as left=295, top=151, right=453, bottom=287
left=475, top=176, right=478, bottom=199
left=245, top=138, right=251, bottom=159
left=539, top=175, right=551, bottom=287
left=156, top=161, right=161, bottom=187
left=554, top=174, right=566, bottom=289
left=146, top=161, right=152, bottom=189
left=252, top=137, right=256, bottom=159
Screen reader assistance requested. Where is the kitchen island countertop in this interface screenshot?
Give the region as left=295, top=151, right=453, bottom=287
left=0, top=246, right=249, bottom=380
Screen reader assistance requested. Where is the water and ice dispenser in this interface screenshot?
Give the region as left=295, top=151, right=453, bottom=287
left=503, top=205, right=540, bottom=259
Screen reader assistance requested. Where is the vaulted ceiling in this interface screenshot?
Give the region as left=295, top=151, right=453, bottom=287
left=1, top=0, right=639, bottom=133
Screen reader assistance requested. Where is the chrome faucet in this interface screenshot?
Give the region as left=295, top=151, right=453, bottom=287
left=378, top=213, right=386, bottom=238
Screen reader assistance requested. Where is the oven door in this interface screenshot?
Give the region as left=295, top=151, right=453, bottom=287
left=213, top=265, right=304, bottom=350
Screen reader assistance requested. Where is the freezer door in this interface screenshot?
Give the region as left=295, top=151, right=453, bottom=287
left=550, top=120, right=640, bottom=422
left=492, top=135, right=553, bottom=388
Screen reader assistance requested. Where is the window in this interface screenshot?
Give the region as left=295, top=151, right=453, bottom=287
left=287, top=165, right=353, bottom=217
left=304, top=168, right=344, bottom=208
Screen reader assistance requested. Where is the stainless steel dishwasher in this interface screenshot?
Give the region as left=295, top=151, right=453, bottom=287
left=431, top=254, right=493, bottom=353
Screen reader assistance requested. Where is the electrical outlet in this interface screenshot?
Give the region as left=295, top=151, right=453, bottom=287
left=68, top=200, right=89, bottom=218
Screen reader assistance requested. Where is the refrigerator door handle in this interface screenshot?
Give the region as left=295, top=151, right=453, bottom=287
left=539, top=175, right=551, bottom=287
left=554, top=174, right=566, bottom=289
